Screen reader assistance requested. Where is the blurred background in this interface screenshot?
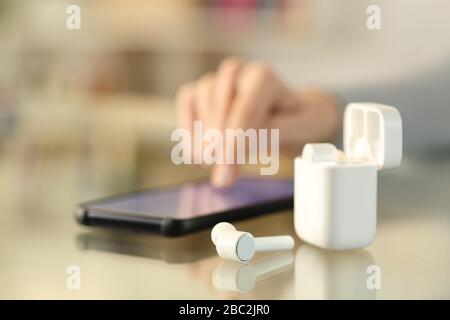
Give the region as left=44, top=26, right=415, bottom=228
left=0, top=0, right=449, bottom=299
left=0, top=0, right=449, bottom=206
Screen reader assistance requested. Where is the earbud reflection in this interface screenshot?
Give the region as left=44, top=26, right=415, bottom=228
left=212, top=253, right=294, bottom=293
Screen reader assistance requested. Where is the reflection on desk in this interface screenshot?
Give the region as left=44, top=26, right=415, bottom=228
left=211, top=245, right=376, bottom=299
left=77, top=230, right=216, bottom=264
left=212, top=253, right=294, bottom=293
left=295, top=245, right=376, bottom=300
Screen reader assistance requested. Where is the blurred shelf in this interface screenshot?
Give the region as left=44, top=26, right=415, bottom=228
left=0, top=1, right=313, bottom=55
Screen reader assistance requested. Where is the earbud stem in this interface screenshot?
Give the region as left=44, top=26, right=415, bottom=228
left=254, top=236, right=294, bottom=252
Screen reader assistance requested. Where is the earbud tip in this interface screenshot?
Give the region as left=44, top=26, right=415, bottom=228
left=236, top=234, right=255, bottom=262
left=211, top=222, right=236, bottom=245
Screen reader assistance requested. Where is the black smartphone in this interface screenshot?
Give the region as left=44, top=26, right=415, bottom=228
left=75, top=177, right=293, bottom=236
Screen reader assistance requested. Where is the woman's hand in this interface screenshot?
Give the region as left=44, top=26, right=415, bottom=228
left=176, top=58, right=341, bottom=187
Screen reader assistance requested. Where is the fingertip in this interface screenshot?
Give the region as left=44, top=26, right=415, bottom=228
left=211, top=165, right=237, bottom=188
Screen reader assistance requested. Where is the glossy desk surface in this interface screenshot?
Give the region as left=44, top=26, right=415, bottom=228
left=0, top=96, right=449, bottom=299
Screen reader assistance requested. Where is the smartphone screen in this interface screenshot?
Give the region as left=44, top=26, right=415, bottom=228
left=87, top=177, right=293, bottom=220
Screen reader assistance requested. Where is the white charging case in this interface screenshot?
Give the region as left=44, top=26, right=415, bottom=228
left=294, top=103, right=402, bottom=250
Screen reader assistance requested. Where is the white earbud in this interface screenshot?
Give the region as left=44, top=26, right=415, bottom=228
left=302, top=143, right=338, bottom=163
left=211, top=222, right=295, bottom=263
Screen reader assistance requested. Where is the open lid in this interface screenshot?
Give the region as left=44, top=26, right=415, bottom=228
left=344, top=103, right=402, bottom=170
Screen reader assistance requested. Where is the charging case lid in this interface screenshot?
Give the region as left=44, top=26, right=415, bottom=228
left=343, top=103, right=402, bottom=169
